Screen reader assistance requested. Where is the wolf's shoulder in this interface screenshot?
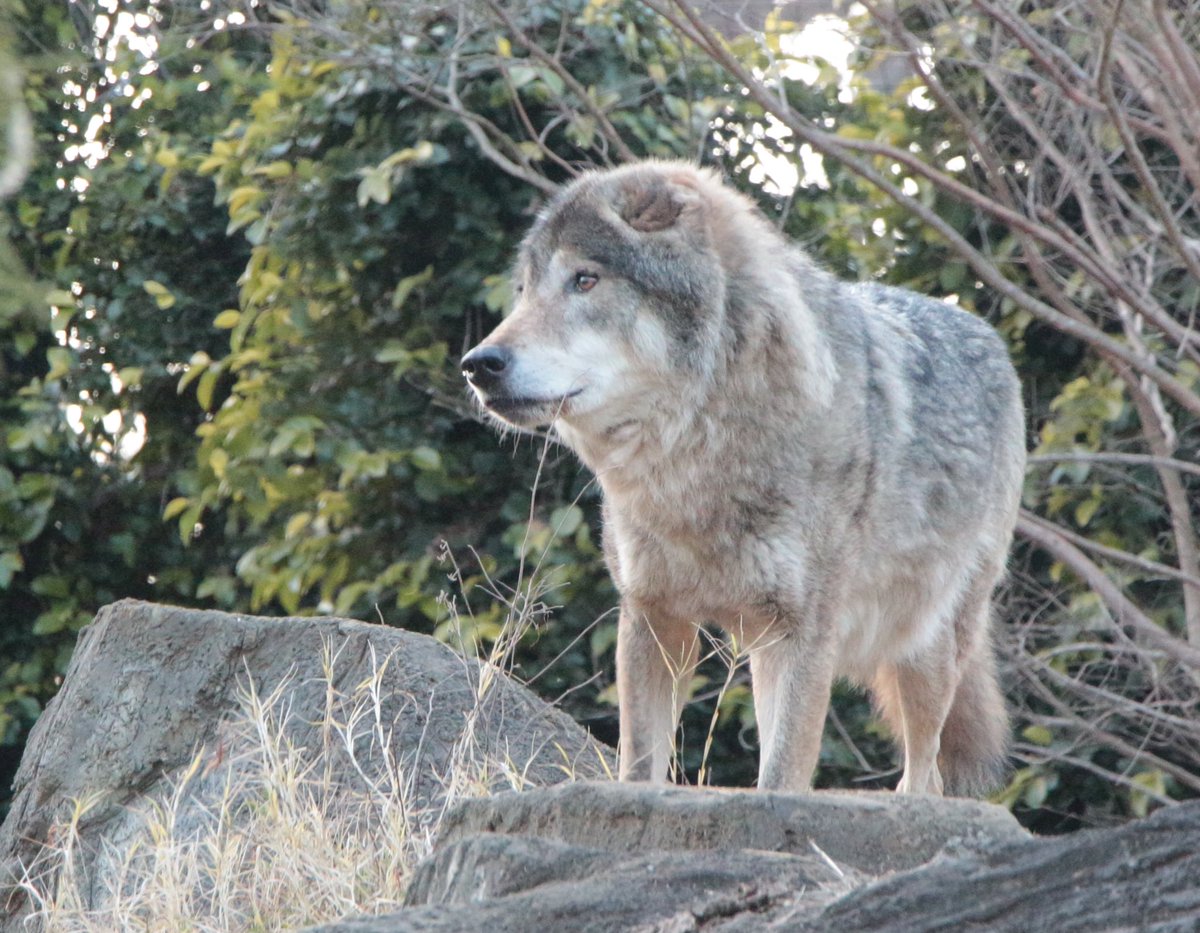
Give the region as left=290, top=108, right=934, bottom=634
left=853, top=281, right=997, bottom=342
left=851, top=282, right=1012, bottom=371
left=843, top=279, right=1020, bottom=425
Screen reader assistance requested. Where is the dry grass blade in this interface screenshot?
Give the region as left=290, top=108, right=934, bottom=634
left=13, top=626, right=583, bottom=931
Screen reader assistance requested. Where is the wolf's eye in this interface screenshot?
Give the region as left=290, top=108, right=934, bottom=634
left=573, top=271, right=599, bottom=293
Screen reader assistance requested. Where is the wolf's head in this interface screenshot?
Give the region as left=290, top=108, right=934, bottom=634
left=461, top=162, right=731, bottom=435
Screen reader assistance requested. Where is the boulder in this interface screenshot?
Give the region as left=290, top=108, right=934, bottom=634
left=425, top=780, right=1027, bottom=875
left=797, top=799, right=1200, bottom=932
left=305, top=786, right=1200, bottom=932
left=301, top=782, right=1026, bottom=932
left=0, top=600, right=613, bottom=928
left=319, top=835, right=856, bottom=932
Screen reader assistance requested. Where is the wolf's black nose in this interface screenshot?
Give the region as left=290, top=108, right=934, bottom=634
left=461, top=345, right=511, bottom=389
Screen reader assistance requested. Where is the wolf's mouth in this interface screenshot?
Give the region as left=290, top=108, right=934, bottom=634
left=484, top=389, right=582, bottom=420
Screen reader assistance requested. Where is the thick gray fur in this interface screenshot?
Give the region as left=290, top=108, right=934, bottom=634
left=463, top=161, right=1025, bottom=796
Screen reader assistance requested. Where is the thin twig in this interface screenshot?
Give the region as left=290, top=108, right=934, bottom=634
left=1026, top=451, right=1200, bottom=480
left=1016, top=511, right=1200, bottom=674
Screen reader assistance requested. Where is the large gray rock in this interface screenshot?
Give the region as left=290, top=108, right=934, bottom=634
left=797, top=799, right=1200, bottom=932
left=311, top=833, right=858, bottom=932
left=0, top=600, right=613, bottom=929
left=8, top=600, right=1200, bottom=932
left=308, top=798, right=1200, bottom=932
left=299, top=782, right=1025, bottom=931
left=427, top=780, right=1028, bottom=876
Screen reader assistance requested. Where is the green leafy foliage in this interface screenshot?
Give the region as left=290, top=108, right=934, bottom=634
left=5, top=0, right=1196, bottom=833
left=0, top=0, right=260, bottom=809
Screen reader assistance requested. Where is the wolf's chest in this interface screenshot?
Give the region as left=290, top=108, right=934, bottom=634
left=605, top=506, right=790, bottom=621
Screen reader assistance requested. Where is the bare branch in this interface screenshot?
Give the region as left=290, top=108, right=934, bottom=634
left=444, top=8, right=558, bottom=195
left=1016, top=511, right=1200, bottom=674
left=1026, top=452, right=1200, bottom=480
left=1098, top=5, right=1200, bottom=287
left=482, top=0, right=637, bottom=165
left=1018, top=509, right=1200, bottom=590
left=648, top=0, right=1200, bottom=419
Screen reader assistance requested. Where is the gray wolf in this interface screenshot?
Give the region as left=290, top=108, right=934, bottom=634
left=462, top=161, right=1025, bottom=796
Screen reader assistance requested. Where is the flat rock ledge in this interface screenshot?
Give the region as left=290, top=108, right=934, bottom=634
left=304, top=782, right=1029, bottom=932
left=429, top=780, right=1028, bottom=875
left=310, top=783, right=1200, bottom=933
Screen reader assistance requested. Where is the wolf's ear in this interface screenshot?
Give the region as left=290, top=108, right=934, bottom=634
left=618, top=174, right=700, bottom=232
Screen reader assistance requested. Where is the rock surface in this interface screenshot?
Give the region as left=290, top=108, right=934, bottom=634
left=391, top=833, right=855, bottom=932
left=427, top=780, right=1028, bottom=875
left=306, top=785, right=1200, bottom=933
left=799, top=799, right=1200, bottom=932
left=6, top=600, right=1200, bottom=932
left=301, top=782, right=1025, bottom=931
left=0, top=600, right=612, bottom=929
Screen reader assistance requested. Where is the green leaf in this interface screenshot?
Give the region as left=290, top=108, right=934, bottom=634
left=356, top=165, right=392, bottom=207
left=285, top=512, right=311, bottom=538
left=1074, top=496, right=1100, bottom=527
left=197, top=575, right=237, bottom=604
left=116, top=366, right=143, bottom=389
left=197, top=368, right=220, bottom=411
left=481, top=274, right=512, bottom=313
left=163, top=497, right=191, bottom=521
left=226, top=185, right=263, bottom=217
left=249, top=160, right=293, bottom=179
left=177, top=503, right=203, bottom=545
left=0, top=551, right=24, bottom=589
left=374, top=342, right=410, bottom=367
left=45, top=347, right=72, bottom=382
left=30, top=575, right=70, bottom=599
left=1130, top=769, right=1166, bottom=818
left=391, top=266, right=434, bottom=310
left=550, top=504, right=584, bottom=537
left=143, top=279, right=176, bottom=309
left=13, top=331, right=36, bottom=357
left=213, top=309, right=241, bottom=329
left=177, top=351, right=211, bottom=393
left=1022, top=774, right=1049, bottom=809
left=45, top=288, right=75, bottom=307
left=208, top=448, right=229, bottom=479
left=508, top=64, right=537, bottom=89
left=32, top=609, right=70, bottom=636
left=538, top=67, right=564, bottom=96
left=377, top=141, right=435, bottom=169
left=410, top=446, right=441, bottom=472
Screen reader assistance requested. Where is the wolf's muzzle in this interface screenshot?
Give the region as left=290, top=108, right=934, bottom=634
left=461, top=345, right=512, bottom=392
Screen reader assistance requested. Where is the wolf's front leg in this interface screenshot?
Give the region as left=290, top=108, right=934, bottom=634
left=616, top=603, right=700, bottom=782
left=750, top=629, right=836, bottom=792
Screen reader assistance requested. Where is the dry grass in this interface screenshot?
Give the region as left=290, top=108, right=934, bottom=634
left=13, top=638, right=511, bottom=931
left=13, top=580, right=605, bottom=931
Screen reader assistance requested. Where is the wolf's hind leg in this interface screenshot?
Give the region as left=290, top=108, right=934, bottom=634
left=887, top=628, right=959, bottom=795
left=616, top=604, right=699, bottom=783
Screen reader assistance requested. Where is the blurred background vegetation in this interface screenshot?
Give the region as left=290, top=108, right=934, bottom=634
left=3, top=0, right=1198, bottom=834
